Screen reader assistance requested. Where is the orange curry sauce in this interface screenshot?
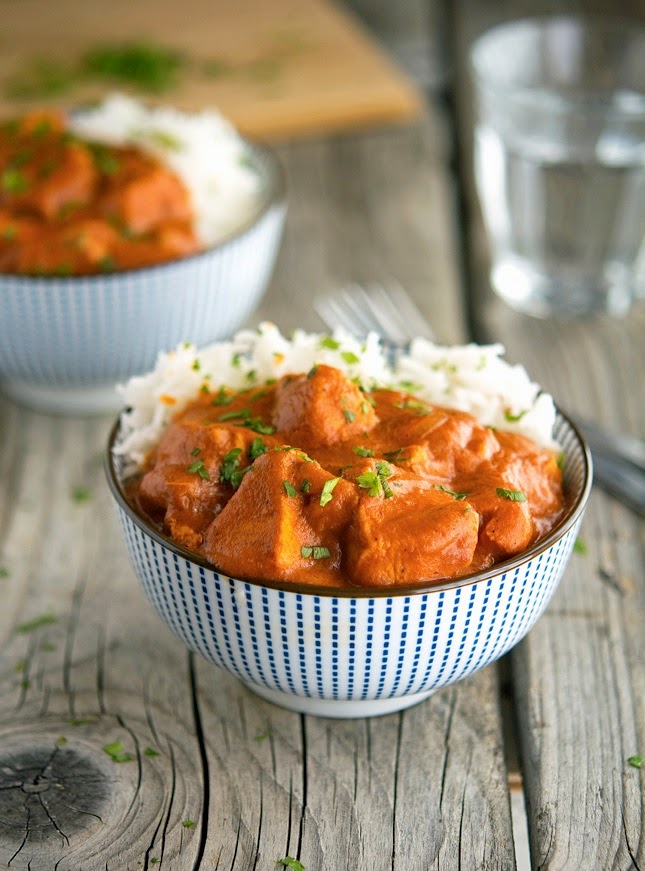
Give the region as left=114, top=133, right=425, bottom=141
left=0, top=111, right=200, bottom=275
left=128, top=364, right=566, bottom=588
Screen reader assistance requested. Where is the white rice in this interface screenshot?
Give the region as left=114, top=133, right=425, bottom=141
left=114, top=322, right=558, bottom=469
left=70, top=93, right=263, bottom=246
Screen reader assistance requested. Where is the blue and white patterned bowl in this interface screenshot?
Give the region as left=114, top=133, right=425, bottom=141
left=106, top=411, right=592, bottom=718
left=0, top=144, right=286, bottom=414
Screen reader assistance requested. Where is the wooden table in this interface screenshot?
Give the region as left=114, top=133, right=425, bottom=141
left=1, top=2, right=643, bottom=868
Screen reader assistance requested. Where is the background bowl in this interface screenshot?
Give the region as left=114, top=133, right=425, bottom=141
left=0, top=143, right=286, bottom=415
left=106, top=410, right=592, bottom=719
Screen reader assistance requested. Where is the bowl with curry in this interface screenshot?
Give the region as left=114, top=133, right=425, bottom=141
left=0, top=96, right=286, bottom=414
left=106, top=324, right=592, bottom=718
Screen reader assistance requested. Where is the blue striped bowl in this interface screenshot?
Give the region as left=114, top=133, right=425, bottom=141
left=106, top=411, right=592, bottom=718
left=0, top=144, right=286, bottom=414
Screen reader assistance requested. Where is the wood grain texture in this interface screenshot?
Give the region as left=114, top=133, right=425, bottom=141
left=452, top=1, right=645, bottom=867
left=0, top=98, right=517, bottom=868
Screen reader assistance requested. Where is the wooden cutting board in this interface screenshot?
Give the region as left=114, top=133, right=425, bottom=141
left=0, top=0, right=423, bottom=141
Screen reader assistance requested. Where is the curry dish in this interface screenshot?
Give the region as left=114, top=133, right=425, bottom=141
left=128, top=363, right=566, bottom=588
left=0, top=110, right=200, bottom=275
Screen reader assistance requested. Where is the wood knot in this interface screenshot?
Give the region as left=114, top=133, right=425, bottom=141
left=0, top=741, right=110, bottom=849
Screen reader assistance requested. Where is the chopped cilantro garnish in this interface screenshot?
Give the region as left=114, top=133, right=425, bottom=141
left=245, top=369, right=257, bottom=383
left=300, top=545, right=330, bottom=560
left=431, top=358, right=457, bottom=373
left=103, top=740, right=134, bottom=763
left=320, top=477, right=340, bottom=507
left=82, top=42, right=185, bottom=93
left=341, top=351, right=360, bottom=365
left=218, top=408, right=249, bottom=422
left=628, top=755, right=643, bottom=769
left=319, top=336, right=340, bottom=350
left=16, top=613, right=58, bottom=633
left=249, top=437, right=268, bottom=460
left=88, top=143, right=120, bottom=175
left=144, top=747, right=161, bottom=757
left=1, top=168, right=29, bottom=193
left=353, top=446, right=374, bottom=458
left=496, top=488, right=527, bottom=502
left=383, top=448, right=407, bottom=463
left=398, top=380, right=423, bottom=391
left=358, top=463, right=393, bottom=498
left=504, top=408, right=528, bottom=423
left=182, top=819, right=196, bottom=828
left=57, top=736, right=67, bottom=746
left=187, top=459, right=210, bottom=479
left=307, top=364, right=318, bottom=379
left=341, top=397, right=355, bottom=423
left=192, top=358, right=201, bottom=371
left=241, top=417, right=276, bottom=435
left=300, top=479, right=311, bottom=493
left=98, top=255, right=116, bottom=272
left=190, top=447, right=201, bottom=456
left=69, top=717, right=91, bottom=726
left=219, top=448, right=242, bottom=484
left=212, top=386, right=233, bottom=406
left=283, top=481, right=297, bottom=498
left=435, top=485, right=469, bottom=500
left=146, top=129, right=183, bottom=151
left=231, top=352, right=242, bottom=367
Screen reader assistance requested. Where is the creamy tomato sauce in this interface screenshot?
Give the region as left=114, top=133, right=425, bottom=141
left=0, top=111, right=200, bottom=275
left=128, top=364, right=566, bottom=588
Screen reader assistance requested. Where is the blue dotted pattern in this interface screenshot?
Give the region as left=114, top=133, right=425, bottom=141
left=112, top=411, right=588, bottom=704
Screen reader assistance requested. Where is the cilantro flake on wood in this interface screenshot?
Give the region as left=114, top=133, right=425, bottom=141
left=103, top=740, right=134, bottom=763
left=16, top=613, right=58, bottom=633
left=277, top=858, right=306, bottom=871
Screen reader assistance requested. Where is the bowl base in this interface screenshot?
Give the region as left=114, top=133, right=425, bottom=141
left=245, top=683, right=436, bottom=718
left=1, top=379, right=120, bottom=415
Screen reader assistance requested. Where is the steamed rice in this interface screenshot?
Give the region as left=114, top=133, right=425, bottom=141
left=70, top=93, right=262, bottom=246
left=115, top=322, right=558, bottom=469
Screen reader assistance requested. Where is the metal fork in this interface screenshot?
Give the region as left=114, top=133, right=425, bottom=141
left=315, top=283, right=645, bottom=517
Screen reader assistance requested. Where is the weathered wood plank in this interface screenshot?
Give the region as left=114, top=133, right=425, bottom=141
left=452, top=1, right=645, bottom=867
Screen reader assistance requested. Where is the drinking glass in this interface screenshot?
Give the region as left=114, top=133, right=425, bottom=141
left=470, top=16, right=645, bottom=318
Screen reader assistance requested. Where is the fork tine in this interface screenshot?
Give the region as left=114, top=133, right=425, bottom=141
left=378, top=280, right=436, bottom=341
left=315, top=281, right=436, bottom=346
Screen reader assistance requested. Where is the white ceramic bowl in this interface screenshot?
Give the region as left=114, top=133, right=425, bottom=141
left=0, top=144, right=285, bottom=415
left=106, top=410, right=592, bottom=718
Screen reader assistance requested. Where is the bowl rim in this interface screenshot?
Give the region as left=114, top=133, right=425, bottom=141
left=0, top=140, right=286, bottom=285
left=105, top=407, right=593, bottom=599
